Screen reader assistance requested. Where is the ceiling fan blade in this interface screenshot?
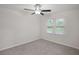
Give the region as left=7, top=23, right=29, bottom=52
left=40, top=13, right=44, bottom=15
left=31, top=12, right=35, bottom=15
left=41, top=10, right=51, bottom=12
left=24, top=8, right=34, bottom=11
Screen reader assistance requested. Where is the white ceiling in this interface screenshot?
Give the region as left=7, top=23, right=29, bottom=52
left=0, top=4, right=79, bottom=13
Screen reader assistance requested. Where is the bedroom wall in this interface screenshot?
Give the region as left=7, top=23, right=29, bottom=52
left=0, top=8, right=40, bottom=51
left=40, top=9, right=79, bottom=49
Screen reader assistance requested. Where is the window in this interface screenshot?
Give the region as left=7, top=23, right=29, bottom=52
left=47, top=19, right=53, bottom=33
left=55, top=27, right=64, bottom=34
left=55, top=19, right=64, bottom=34
left=47, top=18, right=64, bottom=34
left=47, top=19, right=53, bottom=26
left=47, top=27, right=53, bottom=33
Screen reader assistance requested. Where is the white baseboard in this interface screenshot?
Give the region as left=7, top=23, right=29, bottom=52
left=44, top=38, right=79, bottom=50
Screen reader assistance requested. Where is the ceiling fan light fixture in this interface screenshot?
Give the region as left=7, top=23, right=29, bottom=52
left=35, top=11, right=40, bottom=14
left=35, top=9, right=41, bottom=14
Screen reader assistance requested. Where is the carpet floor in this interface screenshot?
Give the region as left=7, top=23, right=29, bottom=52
left=0, top=39, right=79, bottom=55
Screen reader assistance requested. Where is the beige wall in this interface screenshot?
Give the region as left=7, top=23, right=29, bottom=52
left=41, top=9, right=79, bottom=49
left=0, top=8, right=40, bottom=51
left=0, top=5, right=79, bottom=51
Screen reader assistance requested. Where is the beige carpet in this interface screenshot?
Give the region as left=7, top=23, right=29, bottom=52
left=0, top=39, right=79, bottom=55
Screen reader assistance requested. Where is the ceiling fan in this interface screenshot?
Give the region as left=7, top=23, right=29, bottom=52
left=24, top=4, right=51, bottom=15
